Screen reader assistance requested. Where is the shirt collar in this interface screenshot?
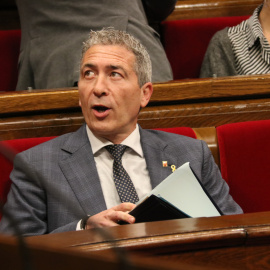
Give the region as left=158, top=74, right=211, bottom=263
left=247, top=4, right=264, bottom=49
left=86, top=124, right=144, bottom=157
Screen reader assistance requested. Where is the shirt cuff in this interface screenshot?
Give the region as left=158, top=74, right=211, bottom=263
left=76, top=220, right=82, bottom=231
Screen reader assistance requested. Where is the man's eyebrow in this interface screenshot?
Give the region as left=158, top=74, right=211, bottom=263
left=109, top=65, right=128, bottom=76
left=82, top=63, right=96, bottom=70
left=81, top=63, right=129, bottom=76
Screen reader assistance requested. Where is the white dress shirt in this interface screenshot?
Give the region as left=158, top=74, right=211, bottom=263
left=77, top=124, right=152, bottom=230
left=86, top=124, right=152, bottom=209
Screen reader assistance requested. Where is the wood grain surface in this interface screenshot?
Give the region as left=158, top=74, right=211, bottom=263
left=0, top=75, right=270, bottom=140
left=15, top=211, right=270, bottom=270
left=167, top=0, right=261, bottom=21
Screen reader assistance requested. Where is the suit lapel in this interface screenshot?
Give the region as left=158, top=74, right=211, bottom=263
left=140, top=127, right=178, bottom=189
left=59, top=126, right=180, bottom=215
left=59, top=125, right=107, bottom=216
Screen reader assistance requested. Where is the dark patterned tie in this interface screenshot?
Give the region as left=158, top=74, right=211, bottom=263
left=105, top=144, right=139, bottom=204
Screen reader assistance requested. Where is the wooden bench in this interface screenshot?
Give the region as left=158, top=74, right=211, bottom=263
left=2, top=212, right=270, bottom=269
left=1, top=74, right=269, bottom=140
left=167, top=0, right=261, bottom=21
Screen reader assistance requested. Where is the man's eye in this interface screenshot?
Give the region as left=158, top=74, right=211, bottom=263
left=84, top=70, right=94, bottom=77
left=111, top=72, right=122, bottom=78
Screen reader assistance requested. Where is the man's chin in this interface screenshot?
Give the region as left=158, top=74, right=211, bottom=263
left=89, top=126, right=115, bottom=138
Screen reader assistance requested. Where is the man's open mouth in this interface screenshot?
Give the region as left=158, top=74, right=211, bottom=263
left=93, top=105, right=110, bottom=113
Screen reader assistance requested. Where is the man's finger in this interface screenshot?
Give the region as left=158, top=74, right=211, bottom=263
left=112, top=202, right=136, bottom=212
left=108, top=210, right=135, bottom=224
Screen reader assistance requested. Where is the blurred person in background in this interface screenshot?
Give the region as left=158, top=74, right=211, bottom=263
left=15, top=0, right=176, bottom=90
left=200, top=0, right=270, bottom=78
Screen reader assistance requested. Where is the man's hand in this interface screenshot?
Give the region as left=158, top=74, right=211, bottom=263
left=85, top=202, right=136, bottom=229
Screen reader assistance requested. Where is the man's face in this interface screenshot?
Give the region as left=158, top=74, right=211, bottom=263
left=78, top=44, right=153, bottom=144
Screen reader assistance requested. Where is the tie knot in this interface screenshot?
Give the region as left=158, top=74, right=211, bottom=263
left=105, top=144, right=127, bottom=160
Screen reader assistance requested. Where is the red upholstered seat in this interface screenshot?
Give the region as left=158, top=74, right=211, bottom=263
left=161, top=16, right=249, bottom=80
left=0, top=136, right=56, bottom=219
left=153, top=127, right=197, bottom=139
left=217, top=120, right=270, bottom=213
left=0, top=30, right=21, bottom=91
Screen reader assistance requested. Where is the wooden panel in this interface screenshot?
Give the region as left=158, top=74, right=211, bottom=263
left=24, top=212, right=270, bottom=270
left=194, top=127, right=219, bottom=166
left=26, top=212, right=270, bottom=252
left=0, top=88, right=79, bottom=115
left=0, top=235, right=184, bottom=270
left=0, top=112, right=84, bottom=140
left=1, top=75, right=270, bottom=114
left=23, top=211, right=270, bottom=270
left=156, top=245, right=270, bottom=269
left=151, top=74, right=270, bottom=103
left=138, top=98, right=270, bottom=129
left=0, top=98, right=270, bottom=140
left=3, top=195, right=270, bottom=269
left=167, top=0, right=262, bottom=21
left=0, top=75, right=270, bottom=141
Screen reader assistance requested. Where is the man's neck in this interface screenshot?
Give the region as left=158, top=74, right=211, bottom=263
left=259, top=4, right=270, bottom=43
left=102, top=130, right=135, bottom=145
left=86, top=124, right=141, bottom=150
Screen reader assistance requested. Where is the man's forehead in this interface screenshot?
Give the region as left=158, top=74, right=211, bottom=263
left=82, top=44, right=136, bottom=68
left=86, top=44, right=134, bottom=58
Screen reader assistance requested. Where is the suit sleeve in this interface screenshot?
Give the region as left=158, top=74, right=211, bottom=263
left=200, top=140, right=243, bottom=215
left=0, top=153, right=79, bottom=236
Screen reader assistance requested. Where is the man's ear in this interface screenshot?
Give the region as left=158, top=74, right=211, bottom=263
left=78, top=81, right=82, bottom=107
left=140, top=82, right=153, bottom=108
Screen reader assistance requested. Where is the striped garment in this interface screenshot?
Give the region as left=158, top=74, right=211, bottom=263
left=228, top=4, right=270, bottom=75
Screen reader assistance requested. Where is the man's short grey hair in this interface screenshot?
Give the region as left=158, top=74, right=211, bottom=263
left=81, top=28, right=152, bottom=87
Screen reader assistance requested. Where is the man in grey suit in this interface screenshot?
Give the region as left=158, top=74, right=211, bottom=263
left=15, top=0, right=176, bottom=90
left=0, top=28, right=242, bottom=236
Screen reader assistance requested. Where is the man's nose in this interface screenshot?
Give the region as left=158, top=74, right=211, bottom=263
left=93, top=75, right=109, bottom=96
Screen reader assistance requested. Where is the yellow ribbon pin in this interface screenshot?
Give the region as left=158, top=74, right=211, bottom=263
left=171, top=165, right=176, bottom=173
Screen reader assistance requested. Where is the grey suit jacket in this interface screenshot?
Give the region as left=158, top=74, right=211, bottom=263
left=15, top=0, right=175, bottom=90
left=0, top=125, right=242, bottom=236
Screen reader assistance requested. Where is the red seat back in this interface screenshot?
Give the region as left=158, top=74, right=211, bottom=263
left=0, top=30, right=21, bottom=91
left=153, top=127, right=197, bottom=139
left=217, top=120, right=270, bottom=213
left=161, top=16, right=249, bottom=79
left=0, top=136, right=56, bottom=219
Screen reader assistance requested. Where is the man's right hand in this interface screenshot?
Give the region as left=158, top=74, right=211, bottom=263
left=85, top=202, right=136, bottom=229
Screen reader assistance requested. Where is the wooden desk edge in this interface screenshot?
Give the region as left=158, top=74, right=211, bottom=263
left=23, top=211, right=270, bottom=254
left=1, top=75, right=270, bottom=115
